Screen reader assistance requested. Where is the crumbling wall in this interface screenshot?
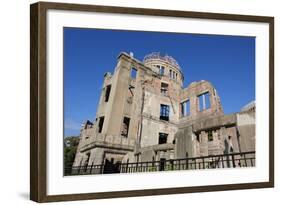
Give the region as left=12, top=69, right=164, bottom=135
left=175, top=126, right=194, bottom=158
left=237, top=110, right=255, bottom=152
left=72, top=52, right=255, bottom=171
left=88, top=148, right=104, bottom=165
left=140, top=117, right=178, bottom=147
left=175, top=114, right=240, bottom=158
left=179, top=80, right=223, bottom=124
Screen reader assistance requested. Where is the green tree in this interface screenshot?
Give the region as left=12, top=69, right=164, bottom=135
left=64, top=136, right=80, bottom=174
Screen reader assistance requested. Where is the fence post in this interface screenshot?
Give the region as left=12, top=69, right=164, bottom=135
left=126, top=159, right=129, bottom=173
left=171, top=159, right=174, bottom=170
left=185, top=152, right=189, bottom=170
left=231, top=154, right=236, bottom=168
left=90, top=162, right=94, bottom=174
left=202, top=157, right=205, bottom=169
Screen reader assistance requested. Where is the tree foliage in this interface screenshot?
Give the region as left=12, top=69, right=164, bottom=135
left=64, top=136, right=80, bottom=168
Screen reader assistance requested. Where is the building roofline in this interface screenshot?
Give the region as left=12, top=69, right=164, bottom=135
left=118, top=52, right=184, bottom=81
left=117, top=52, right=161, bottom=78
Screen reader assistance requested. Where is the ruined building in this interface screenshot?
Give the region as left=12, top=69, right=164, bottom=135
left=72, top=52, right=255, bottom=173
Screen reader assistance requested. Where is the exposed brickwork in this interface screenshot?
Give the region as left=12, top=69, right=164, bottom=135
left=72, top=52, right=255, bottom=169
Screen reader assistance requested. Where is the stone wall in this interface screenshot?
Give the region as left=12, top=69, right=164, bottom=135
left=179, top=80, right=223, bottom=124
left=72, top=52, right=255, bottom=170
left=175, top=114, right=242, bottom=158
left=237, top=110, right=255, bottom=152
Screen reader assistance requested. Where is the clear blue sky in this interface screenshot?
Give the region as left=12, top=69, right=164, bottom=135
left=64, top=27, right=255, bottom=137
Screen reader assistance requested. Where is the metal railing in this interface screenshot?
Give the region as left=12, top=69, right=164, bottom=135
left=64, top=151, right=255, bottom=176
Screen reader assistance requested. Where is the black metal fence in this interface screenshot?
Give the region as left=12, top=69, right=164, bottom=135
left=64, top=151, right=255, bottom=176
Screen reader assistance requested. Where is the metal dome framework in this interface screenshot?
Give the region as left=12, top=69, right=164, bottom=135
left=143, top=52, right=182, bottom=71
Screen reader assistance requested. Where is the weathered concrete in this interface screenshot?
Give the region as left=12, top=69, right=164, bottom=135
left=237, top=109, right=255, bottom=152
left=72, top=52, right=255, bottom=169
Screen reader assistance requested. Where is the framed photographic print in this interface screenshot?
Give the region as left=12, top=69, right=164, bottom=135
left=30, top=1, right=274, bottom=202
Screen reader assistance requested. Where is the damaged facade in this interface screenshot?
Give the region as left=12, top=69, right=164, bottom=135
left=72, top=52, right=255, bottom=172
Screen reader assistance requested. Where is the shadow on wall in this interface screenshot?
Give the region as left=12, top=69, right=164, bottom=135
left=18, top=192, right=29, bottom=200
